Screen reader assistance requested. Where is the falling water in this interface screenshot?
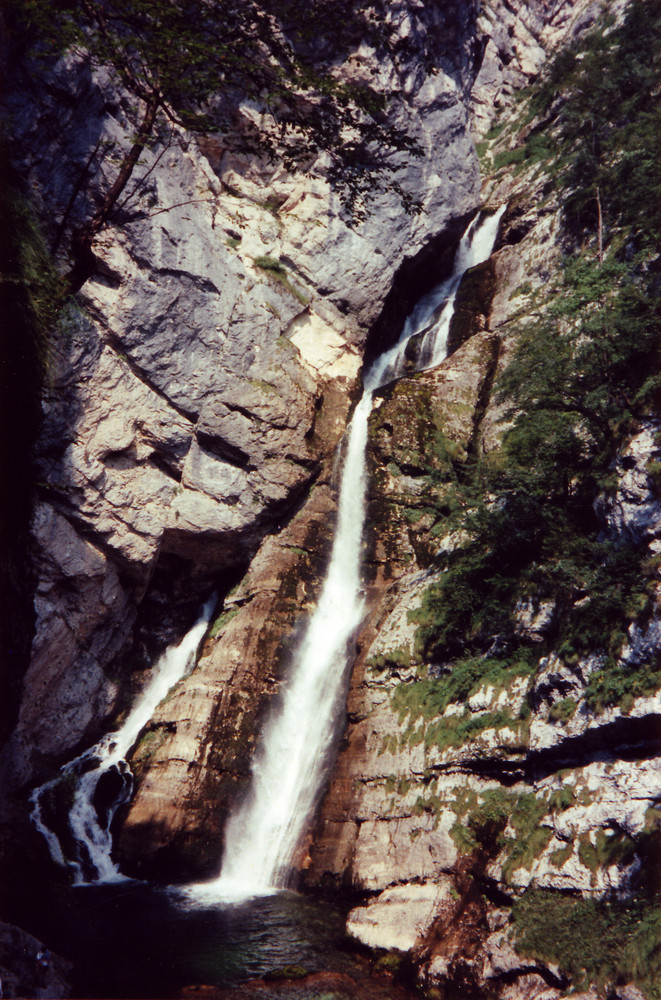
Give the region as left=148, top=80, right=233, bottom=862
left=32, top=596, right=216, bottom=884
left=378, top=205, right=507, bottom=383
left=194, top=207, right=505, bottom=901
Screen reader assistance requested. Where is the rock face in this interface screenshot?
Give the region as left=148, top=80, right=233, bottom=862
left=4, top=1, right=659, bottom=999
left=2, top=0, right=482, bottom=798
left=471, top=0, right=593, bottom=133
left=0, top=921, right=71, bottom=1000
left=300, top=3, right=661, bottom=995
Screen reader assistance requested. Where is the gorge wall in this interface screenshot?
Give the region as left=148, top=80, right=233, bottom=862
left=1, top=1, right=659, bottom=999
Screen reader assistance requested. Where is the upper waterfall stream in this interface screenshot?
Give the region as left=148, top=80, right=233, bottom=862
left=193, top=206, right=506, bottom=901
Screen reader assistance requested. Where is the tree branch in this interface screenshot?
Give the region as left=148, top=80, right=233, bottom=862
left=66, top=95, right=161, bottom=293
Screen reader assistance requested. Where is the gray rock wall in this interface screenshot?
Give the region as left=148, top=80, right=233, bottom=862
left=2, top=1, right=485, bottom=792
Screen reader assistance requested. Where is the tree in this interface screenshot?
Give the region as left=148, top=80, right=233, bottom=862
left=9, top=0, right=423, bottom=292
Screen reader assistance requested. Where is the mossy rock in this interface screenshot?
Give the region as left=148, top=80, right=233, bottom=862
left=446, top=258, right=497, bottom=356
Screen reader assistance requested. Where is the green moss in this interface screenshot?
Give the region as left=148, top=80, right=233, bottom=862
left=209, top=606, right=239, bottom=639
left=493, top=147, right=526, bottom=171
left=367, top=644, right=412, bottom=674
left=396, top=777, right=411, bottom=797
left=375, top=952, right=405, bottom=973
left=254, top=254, right=286, bottom=273
left=548, top=785, right=575, bottom=812
left=285, top=545, right=309, bottom=557
left=513, top=886, right=661, bottom=999
left=263, top=965, right=308, bottom=981
left=255, top=196, right=282, bottom=217
left=550, top=843, right=573, bottom=867
left=485, top=121, right=507, bottom=141
left=510, top=281, right=532, bottom=299
left=133, top=726, right=169, bottom=765
left=449, top=788, right=554, bottom=880
left=254, top=256, right=309, bottom=305
left=549, top=697, right=577, bottom=722
left=392, top=654, right=535, bottom=734
left=578, top=832, right=600, bottom=875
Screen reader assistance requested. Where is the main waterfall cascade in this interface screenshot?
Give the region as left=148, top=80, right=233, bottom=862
left=30, top=208, right=503, bottom=891
left=194, top=206, right=506, bottom=900
left=31, top=596, right=217, bottom=883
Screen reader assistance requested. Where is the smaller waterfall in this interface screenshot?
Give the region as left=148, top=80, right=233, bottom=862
left=378, top=205, right=506, bottom=383
left=32, top=596, right=216, bottom=884
left=193, top=207, right=505, bottom=902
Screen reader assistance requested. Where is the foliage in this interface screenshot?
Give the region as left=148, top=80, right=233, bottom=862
left=512, top=884, right=661, bottom=999
left=253, top=255, right=287, bottom=275
left=548, top=697, right=577, bottom=723
left=449, top=788, right=553, bottom=878
left=585, top=660, right=661, bottom=715
left=492, top=146, right=526, bottom=171
left=405, top=0, right=661, bottom=714
left=253, top=256, right=309, bottom=305
left=208, top=607, right=239, bottom=639
left=7, top=0, right=423, bottom=289
left=393, top=654, right=533, bottom=719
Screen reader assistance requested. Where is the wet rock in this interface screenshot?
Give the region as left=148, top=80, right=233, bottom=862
left=0, top=921, right=71, bottom=1000
left=117, top=482, right=341, bottom=879
left=347, top=880, right=454, bottom=953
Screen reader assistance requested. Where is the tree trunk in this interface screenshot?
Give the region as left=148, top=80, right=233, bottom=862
left=66, top=95, right=160, bottom=294
left=596, top=184, right=603, bottom=263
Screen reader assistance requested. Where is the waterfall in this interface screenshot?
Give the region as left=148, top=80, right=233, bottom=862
left=193, top=207, right=504, bottom=901
left=197, top=392, right=372, bottom=900
left=378, top=205, right=506, bottom=383
left=31, top=596, right=216, bottom=884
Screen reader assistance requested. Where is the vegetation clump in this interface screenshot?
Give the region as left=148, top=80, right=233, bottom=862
left=513, top=884, right=661, bottom=999
left=382, top=19, right=661, bottom=989
left=7, top=0, right=423, bottom=292
left=401, top=0, right=661, bottom=722
left=254, top=256, right=309, bottom=305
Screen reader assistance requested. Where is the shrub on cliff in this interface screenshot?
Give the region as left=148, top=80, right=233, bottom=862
left=6, top=0, right=423, bottom=292
left=411, top=0, right=661, bottom=700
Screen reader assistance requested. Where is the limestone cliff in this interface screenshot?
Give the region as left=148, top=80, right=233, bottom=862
left=303, top=5, right=661, bottom=998
left=2, top=1, right=659, bottom=999
left=2, top=0, right=483, bottom=797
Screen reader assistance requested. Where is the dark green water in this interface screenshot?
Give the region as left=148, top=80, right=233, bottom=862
left=13, top=880, right=423, bottom=999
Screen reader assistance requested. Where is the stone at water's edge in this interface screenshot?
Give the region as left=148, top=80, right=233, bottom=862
left=0, top=921, right=72, bottom=1000
left=116, top=481, right=343, bottom=881
left=347, top=881, right=456, bottom=953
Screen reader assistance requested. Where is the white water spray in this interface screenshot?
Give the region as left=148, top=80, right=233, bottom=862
left=193, top=208, right=505, bottom=901
left=379, top=205, right=507, bottom=383
left=32, top=595, right=216, bottom=884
